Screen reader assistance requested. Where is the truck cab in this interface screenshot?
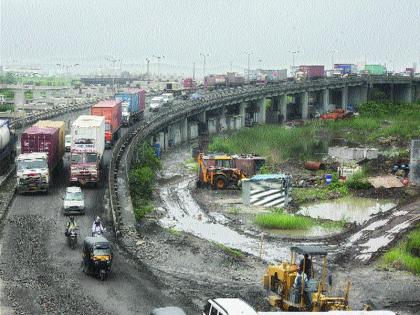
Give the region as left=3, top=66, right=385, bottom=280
left=161, top=93, right=174, bottom=106
left=150, top=96, right=164, bottom=112
left=16, top=152, right=49, bottom=193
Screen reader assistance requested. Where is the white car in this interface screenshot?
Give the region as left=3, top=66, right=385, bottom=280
left=150, top=96, right=164, bottom=112
left=65, top=134, right=72, bottom=152
left=63, top=186, right=85, bottom=215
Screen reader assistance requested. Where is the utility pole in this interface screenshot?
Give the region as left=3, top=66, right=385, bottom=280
left=105, top=56, right=121, bottom=92
left=200, top=53, right=209, bottom=81
left=146, top=58, right=150, bottom=79
left=245, top=51, right=252, bottom=82
left=230, top=61, right=233, bottom=72
left=331, top=49, right=338, bottom=69
left=152, top=55, right=164, bottom=81
left=193, top=62, right=196, bottom=80
left=289, top=50, right=300, bottom=75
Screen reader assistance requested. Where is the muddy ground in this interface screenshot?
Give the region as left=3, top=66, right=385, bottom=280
left=130, top=144, right=420, bottom=314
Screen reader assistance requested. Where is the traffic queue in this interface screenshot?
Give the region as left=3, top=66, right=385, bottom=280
left=12, top=90, right=145, bottom=281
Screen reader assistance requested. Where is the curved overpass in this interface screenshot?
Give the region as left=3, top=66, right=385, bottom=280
left=108, top=75, right=420, bottom=235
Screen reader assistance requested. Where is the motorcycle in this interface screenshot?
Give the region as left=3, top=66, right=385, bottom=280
left=66, top=228, right=78, bottom=249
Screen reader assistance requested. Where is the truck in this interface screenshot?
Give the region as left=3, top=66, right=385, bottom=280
left=114, top=90, right=144, bottom=126
left=18, top=125, right=62, bottom=193
left=261, top=69, right=287, bottom=82
left=34, top=120, right=66, bottom=158
left=364, top=64, right=386, bottom=76
left=161, top=93, right=174, bottom=106
left=70, top=115, right=105, bottom=186
left=0, top=119, right=17, bottom=174
left=334, top=63, right=358, bottom=75
left=91, top=100, right=122, bottom=148
left=298, top=65, right=325, bottom=79
left=150, top=96, right=165, bottom=111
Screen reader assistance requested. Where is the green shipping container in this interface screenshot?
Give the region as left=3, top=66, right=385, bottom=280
left=365, top=64, right=386, bottom=75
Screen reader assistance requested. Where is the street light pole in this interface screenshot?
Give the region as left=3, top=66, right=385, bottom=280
left=245, top=52, right=252, bottom=82
left=105, top=56, right=121, bottom=92
left=152, top=55, right=164, bottom=81
left=200, top=53, right=208, bottom=81
left=146, top=58, right=150, bottom=79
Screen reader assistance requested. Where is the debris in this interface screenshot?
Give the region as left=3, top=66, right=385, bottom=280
left=367, top=176, right=404, bottom=188
left=328, top=146, right=379, bottom=163
left=304, top=161, right=324, bottom=170
left=338, top=164, right=361, bottom=180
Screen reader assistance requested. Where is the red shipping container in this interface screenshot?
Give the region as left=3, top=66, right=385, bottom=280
left=91, top=100, right=122, bottom=144
left=137, top=89, right=146, bottom=113
left=299, top=65, right=325, bottom=78
left=21, top=126, right=59, bottom=170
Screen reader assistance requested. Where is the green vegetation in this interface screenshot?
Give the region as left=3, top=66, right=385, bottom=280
left=381, top=227, right=420, bottom=275
left=0, top=104, right=14, bottom=112
left=24, top=90, right=33, bottom=100
left=228, top=207, right=240, bottom=215
left=167, top=227, right=181, bottom=236
left=0, top=89, right=15, bottom=98
left=185, top=158, right=199, bottom=172
left=213, top=242, right=244, bottom=258
left=129, top=142, right=162, bottom=221
left=209, top=102, right=420, bottom=164
left=292, top=179, right=349, bottom=205
left=345, top=170, right=372, bottom=190
left=0, top=72, right=76, bottom=86
left=254, top=208, right=346, bottom=230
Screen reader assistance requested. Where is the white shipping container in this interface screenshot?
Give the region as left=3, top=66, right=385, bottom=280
left=0, top=123, right=11, bottom=151
left=71, top=115, right=105, bottom=158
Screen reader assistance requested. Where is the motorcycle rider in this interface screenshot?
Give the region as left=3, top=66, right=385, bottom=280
left=92, top=216, right=105, bottom=236
left=65, top=216, right=78, bottom=237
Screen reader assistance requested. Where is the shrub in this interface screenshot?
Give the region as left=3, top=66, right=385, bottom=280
left=133, top=201, right=153, bottom=221
left=255, top=212, right=316, bottom=230
left=129, top=166, right=155, bottom=200
left=345, top=170, right=372, bottom=190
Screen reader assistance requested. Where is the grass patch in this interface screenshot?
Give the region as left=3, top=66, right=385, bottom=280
left=380, top=227, right=420, bottom=275
left=292, top=180, right=349, bottom=205
left=228, top=207, right=240, bottom=215
left=214, top=242, right=244, bottom=258
left=167, top=227, right=181, bottom=236
left=133, top=202, right=153, bottom=221
left=0, top=104, right=14, bottom=112
left=185, top=158, right=199, bottom=172
left=208, top=101, right=420, bottom=164
left=255, top=208, right=347, bottom=230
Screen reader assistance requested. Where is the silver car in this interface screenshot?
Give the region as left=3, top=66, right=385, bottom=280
left=63, top=186, right=85, bottom=215
left=151, top=307, right=186, bottom=315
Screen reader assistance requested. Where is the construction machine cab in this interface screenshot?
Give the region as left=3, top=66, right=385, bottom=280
left=263, top=245, right=351, bottom=312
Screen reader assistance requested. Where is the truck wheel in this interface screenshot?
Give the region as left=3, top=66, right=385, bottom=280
left=213, top=176, right=227, bottom=190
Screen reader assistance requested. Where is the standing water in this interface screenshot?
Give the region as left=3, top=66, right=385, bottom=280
left=297, top=196, right=396, bottom=224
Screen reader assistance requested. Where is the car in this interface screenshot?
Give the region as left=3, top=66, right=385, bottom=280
left=63, top=186, right=85, bottom=215
left=151, top=306, right=186, bottom=315
left=65, top=134, right=72, bottom=152
left=203, top=298, right=257, bottom=315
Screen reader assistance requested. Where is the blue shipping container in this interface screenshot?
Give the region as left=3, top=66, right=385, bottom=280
left=334, top=64, right=357, bottom=75
left=114, top=92, right=139, bottom=114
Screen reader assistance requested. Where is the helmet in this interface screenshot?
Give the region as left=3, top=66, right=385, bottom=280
left=94, top=216, right=101, bottom=225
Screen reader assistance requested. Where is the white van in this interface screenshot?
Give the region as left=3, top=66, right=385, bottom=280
left=203, top=298, right=257, bottom=315
left=150, top=96, right=164, bottom=112
left=161, top=93, right=174, bottom=105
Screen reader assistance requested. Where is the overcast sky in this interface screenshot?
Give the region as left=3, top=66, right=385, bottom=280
left=1, top=0, right=419, bottom=75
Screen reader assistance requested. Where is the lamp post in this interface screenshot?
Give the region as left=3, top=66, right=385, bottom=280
left=245, top=51, right=252, bottom=82
left=105, top=56, right=121, bottom=92
left=152, top=55, right=164, bottom=81
left=331, top=49, right=338, bottom=69
left=200, top=53, right=209, bottom=81
left=145, top=58, right=150, bottom=79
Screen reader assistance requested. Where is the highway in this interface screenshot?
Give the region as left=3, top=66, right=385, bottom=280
left=0, top=109, right=193, bottom=315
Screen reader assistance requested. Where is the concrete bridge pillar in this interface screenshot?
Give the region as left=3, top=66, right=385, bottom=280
left=322, top=89, right=329, bottom=113
left=219, top=107, right=227, bottom=132
left=159, top=132, right=166, bottom=151
left=360, top=85, right=368, bottom=104
left=279, top=94, right=287, bottom=122
left=341, top=86, right=348, bottom=110
left=198, top=110, right=206, bottom=123
left=301, top=92, right=309, bottom=119
left=189, top=122, right=199, bottom=139
left=257, top=98, right=266, bottom=124
left=239, top=102, right=246, bottom=127
left=181, top=118, right=188, bottom=142
left=415, top=84, right=420, bottom=102
left=405, top=85, right=413, bottom=103
left=14, top=89, right=25, bottom=106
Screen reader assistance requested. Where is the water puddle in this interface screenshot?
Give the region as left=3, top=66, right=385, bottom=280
left=159, top=179, right=292, bottom=262
left=298, top=197, right=396, bottom=224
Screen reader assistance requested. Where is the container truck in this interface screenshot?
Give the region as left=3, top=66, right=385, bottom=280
left=262, top=69, right=287, bottom=82
left=0, top=119, right=17, bottom=174
left=299, top=65, right=325, bottom=79
left=91, top=100, right=122, bottom=148
left=334, top=64, right=358, bottom=75
left=18, top=126, right=61, bottom=193
left=364, top=64, right=386, bottom=76
left=34, top=120, right=66, bottom=158
left=16, top=152, right=49, bottom=193
left=115, top=91, right=143, bottom=126
left=70, top=115, right=105, bottom=186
